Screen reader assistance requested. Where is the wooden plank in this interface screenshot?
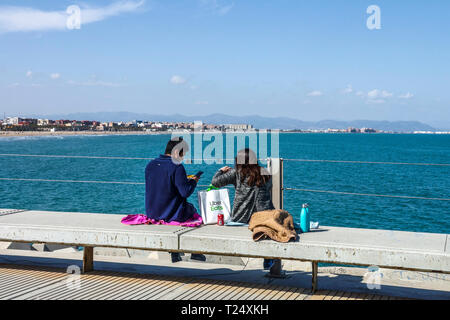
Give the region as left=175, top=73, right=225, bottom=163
left=201, top=283, right=235, bottom=300
left=142, top=278, right=191, bottom=301
left=213, top=282, right=246, bottom=300
left=0, top=270, right=65, bottom=295
left=286, top=287, right=307, bottom=300
left=0, top=273, right=67, bottom=300
left=83, top=273, right=141, bottom=300
left=39, top=271, right=120, bottom=300
left=338, top=291, right=352, bottom=300
left=225, top=285, right=248, bottom=300
left=196, top=280, right=229, bottom=300
left=85, top=273, right=161, bottom=300
left=94, top=274, right=162, bottom=300
left=274, top=287, right=298, bottom=300
left=324, top=290, right=339, bottom=300
left=224, top=282, right=257, bottom=300
left=309, top=290, right=330, bottom=300
left=263, top=286, right=285, bottom=300
left=354, top=293, right=368, bottom=300
left=235, top=283, right=266, bottom=300
left=0, top=264, right=406, bottom=301
left=272, top=287, right=295, bottom=300
left=181, top=279, right=222, bottom=300
left=331, top=291, right=346, bottom=300
left=131, top=277, right=188, bottom=300
left=233, top=284, right=264, bottom=300
left=256, top=285, right=284, bottom=300
left=171, top=278, right=212, bottom=300
left=216, top=283, right=244, bottom=300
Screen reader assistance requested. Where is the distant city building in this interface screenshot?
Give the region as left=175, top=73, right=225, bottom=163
left=361, top=128, right=377, bottom=133
left=37, top=119, right=50, bottom=126
left=4, top=117, right=21, bottom=125
left=225, top=124, right=253, bottom=131
left=193, top=121, right=204, bottom=131
left=347, top=127, right=361, bottom=133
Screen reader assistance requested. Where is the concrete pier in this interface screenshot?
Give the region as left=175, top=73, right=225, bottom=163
left=0, top=209, right=449, bottom=299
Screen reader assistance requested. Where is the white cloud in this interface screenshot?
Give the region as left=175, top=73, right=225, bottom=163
left=0, top=1, right=145, bottom=33
left=342, top=85, right=353, bottom=94
left=195, top=101, right=209, bottom=105
left=170, top=75, right=187, bottom=85
left=200, top=0, right=234, bottom=16
left=355, top=91, right=365, bottom=96
left=381, top=90, right=393, bottom=98
left=367, top=89, right=379, bottom=99
left=50, top=73, right=60, bottom=79
left=399, top=92, right=414, bottom=99
left=26, top=70, right=32, bottom=78
left=307, top=90, right=323, bottom=97
left=367, top=89, right=393, bottom=99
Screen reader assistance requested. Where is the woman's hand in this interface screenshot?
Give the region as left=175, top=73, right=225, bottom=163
left=219, top=166, right=232, bottom=173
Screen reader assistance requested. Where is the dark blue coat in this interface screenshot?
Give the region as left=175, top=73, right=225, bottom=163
left=145, top=155, right=197, bottom=222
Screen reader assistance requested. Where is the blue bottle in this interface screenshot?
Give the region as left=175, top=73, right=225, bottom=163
left=300, top=203, right=310, bottom=233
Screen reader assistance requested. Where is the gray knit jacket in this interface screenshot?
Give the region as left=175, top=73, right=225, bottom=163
left=211, top=168, right=275, bottom=223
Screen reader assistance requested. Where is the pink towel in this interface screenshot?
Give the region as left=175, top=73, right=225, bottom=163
left=121, top=214, right=150, bottom=225
left=121, top=213, right=203, bottom=228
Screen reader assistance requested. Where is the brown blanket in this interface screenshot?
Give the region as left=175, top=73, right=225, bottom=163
left=248, top=209, right=298, bottom=243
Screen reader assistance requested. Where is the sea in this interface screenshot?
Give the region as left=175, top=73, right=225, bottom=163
left=0, top=133, right=449, bottom=235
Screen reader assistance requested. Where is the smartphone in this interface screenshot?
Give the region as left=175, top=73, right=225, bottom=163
left=194, top=171, right=204, bottom=178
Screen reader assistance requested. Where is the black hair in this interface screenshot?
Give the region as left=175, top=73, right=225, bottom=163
left=165, top=137, right=189, bottom=157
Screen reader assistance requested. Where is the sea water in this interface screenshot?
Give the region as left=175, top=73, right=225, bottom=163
left=0, top=133, right=448, bottom=235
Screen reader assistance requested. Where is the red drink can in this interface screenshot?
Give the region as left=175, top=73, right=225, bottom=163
left=217, top=214, right=225, bottom=226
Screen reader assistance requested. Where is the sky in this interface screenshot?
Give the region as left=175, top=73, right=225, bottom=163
left=0, top=0, right=449, bottom=128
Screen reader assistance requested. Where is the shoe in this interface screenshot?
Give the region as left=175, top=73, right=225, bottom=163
left=171, top=252, right=182, bottom=263
left=190, top=253, right=206, bottom=262
left=263, top=259, right=274, bottom=270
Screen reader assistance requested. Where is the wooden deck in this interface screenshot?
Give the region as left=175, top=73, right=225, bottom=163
left=0, top=264, right=404, bottom=300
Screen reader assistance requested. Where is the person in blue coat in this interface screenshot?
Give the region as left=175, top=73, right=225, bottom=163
left=145, top=137, right=205, bottom=263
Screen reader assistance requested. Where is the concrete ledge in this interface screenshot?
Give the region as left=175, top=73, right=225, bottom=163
left=1, top=209, right=449, bottom=275
left=0, top=210, right=186, bottom=251
left=179, top=225, right=450, bottom=273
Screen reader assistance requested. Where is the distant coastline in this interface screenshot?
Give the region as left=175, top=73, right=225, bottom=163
left=1, top=130, right=449, bottom=138
left=0, top=131, right=170, bottom=138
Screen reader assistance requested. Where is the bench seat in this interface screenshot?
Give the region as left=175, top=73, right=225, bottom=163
left=179, top=225, right=449, bottom=273
left=1, top=209, right=449, bottom=292
left=0, top=210, right=189, bottom=251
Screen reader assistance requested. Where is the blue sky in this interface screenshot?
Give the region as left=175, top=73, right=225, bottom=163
left=0, top=0, right=449, bottom=128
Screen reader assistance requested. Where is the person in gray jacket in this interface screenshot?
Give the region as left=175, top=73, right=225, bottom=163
left=211, top=148, right=278, bottom=270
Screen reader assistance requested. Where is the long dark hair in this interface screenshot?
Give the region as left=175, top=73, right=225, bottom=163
left=235, top=148, right=270, bottom=187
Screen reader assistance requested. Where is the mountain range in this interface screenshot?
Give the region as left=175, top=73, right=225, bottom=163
left=28, top=112, right=438, bottom=132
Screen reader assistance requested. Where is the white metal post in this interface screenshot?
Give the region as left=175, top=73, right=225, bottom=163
left=268, top=158, right=284, bottom=210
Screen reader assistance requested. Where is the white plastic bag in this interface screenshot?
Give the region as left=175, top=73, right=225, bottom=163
left=198, top=188, right=231, bottom=225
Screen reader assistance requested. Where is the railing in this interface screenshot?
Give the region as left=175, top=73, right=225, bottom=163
left=0, top=154, right=449, bottom=206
